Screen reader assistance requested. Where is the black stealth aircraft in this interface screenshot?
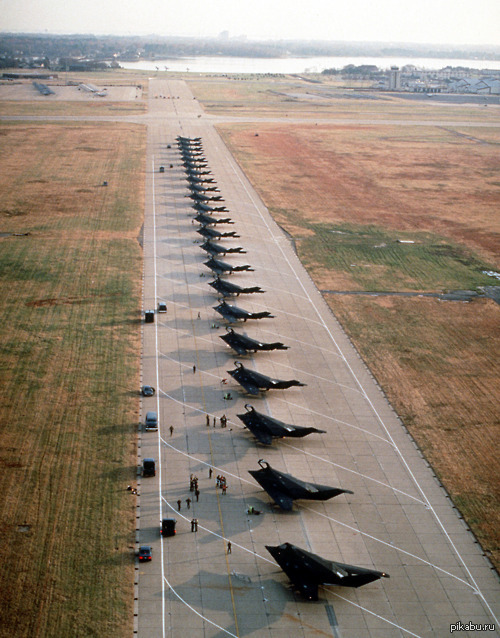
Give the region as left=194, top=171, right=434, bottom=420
left=188, top=192, right=224, bottom=203
left=197, top=227, right=240, bottom=240
left=249, top=459, right=352, bottom=510
left=236, top=404, right=324, bottom=444
left=266, top=542, right=389, bottom=600
left=213, top=301, right=273, bottom=323
left=209, top=277, right=264, bottom=297
left=194, top=212, right=234, bottom=226
left=186, top=174, right=216, bottom=185
left=177, top=135, right=202, bottom=142
left=182, top=164, right=212, bottom=175
left=192, top=202, right=228, bottom=213
left=220, top=327, right=288, bottom=355
left=189, top=183, right=220, bottom=193
left=228, top=362, right=305, bottom=395
left=204, top=257, right=253, bottom=275
left=184, top=167, right=212, bottom=177
left=200, top=241, right=246, bottom=256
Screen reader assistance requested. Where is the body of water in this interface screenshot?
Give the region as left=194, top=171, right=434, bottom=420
left=121, top=55, right=500, bottom=74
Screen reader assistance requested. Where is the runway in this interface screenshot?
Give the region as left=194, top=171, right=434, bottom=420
left=137, top=79, right=499, bottom=637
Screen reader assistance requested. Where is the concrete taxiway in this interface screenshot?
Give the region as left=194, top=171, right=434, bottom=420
left=137, top=79, right=499, bottom=637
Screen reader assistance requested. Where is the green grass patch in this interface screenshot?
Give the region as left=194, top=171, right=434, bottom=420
left=278, top=217, right=497, bottom=291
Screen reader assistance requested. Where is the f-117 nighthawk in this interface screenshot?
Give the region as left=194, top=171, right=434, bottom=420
left=192, top=202, right=228, bottom=213
left=209, top=277, right=263, bottom=297
left=185, top=167, right=212, bottom=177
left=197, top=226, right=240, bottom=240
left=182, top=160, right=210, bottom=170
left=194, top=212, right=234, bottom=226
left=178, top=136, right=202, bottom=143
left=189, top=182, right=220, bottom=193
left=200, top=241, right=246, bottom=256
left=220, top=328, right=288, bottom=355
left=204, top=257, right=253, bottom=275
left=186, top=174, right=216, bottom=185
left=236, top=404, right=323, bottom=444
left=228, top=362, right=305, bottom=395
left=249, top=459, right=352, bottom=510
left=213, top=301, right=273, bottom=323
left=188, top=192, right=224, bottom=203
left=266, top=542, right=389, bottom=600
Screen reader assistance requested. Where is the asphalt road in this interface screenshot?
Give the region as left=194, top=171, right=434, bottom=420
left=137, top=78, right=500, bottom=638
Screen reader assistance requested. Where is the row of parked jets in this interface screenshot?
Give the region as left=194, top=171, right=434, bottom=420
left=176, top=135, right=389, bottom=600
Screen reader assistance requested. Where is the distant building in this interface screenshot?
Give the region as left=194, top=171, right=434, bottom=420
left=388, top=66, right=401, bottom=90
left=476, top=79, right=500, bottom=94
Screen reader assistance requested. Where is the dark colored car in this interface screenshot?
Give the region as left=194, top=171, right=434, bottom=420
left=145, top=310, right=155, bottom=323
left=145, top=411, right=158, bottom=431
left=158, top=301, right=167, bottom=313
left=138, top=545, right=152, bottom=562
left=142, top=458, right=156, bottom=477
left=160, top=518, right=177, bottom=537
left=141, top=385, right=155, bottom=397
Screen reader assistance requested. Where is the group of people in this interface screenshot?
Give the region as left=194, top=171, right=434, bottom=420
left=189, top=474, right=201, bottom=502
left=189, top=474, right=199, bottom=492
left=216, top=475, right=228, bottom=495
left=174, top=471, right=232, bottom=551
left=206, top=413, right=228, bottom=428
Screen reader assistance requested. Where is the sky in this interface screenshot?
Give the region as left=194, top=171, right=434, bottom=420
left=1, top=0, right=499, bottom=47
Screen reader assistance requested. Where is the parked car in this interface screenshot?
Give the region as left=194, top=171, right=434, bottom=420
left=160, top=518, right=177, bottom=537
left=138, top=545, right=152, bottom=562
left=158, top=301, right=167, bottom=313
left=142, top=458, right=156, bottom=477
left=141, top=385, right=155, bottom=397
left=145, top=411, right=158, bottom=431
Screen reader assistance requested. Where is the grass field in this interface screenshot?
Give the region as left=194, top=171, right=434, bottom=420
left=0, top=100, right=146, bottom=117
left=216, top=118, right=500, bottom=569
left=189, top=75, right=500, bottom=122
left=0, top=122, right=145, bottom=637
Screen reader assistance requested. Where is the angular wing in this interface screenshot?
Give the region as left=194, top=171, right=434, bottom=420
left=266, top=488, right=294, bottom=510
left=209, top=279, right=241, bottom=295
left=220, top=332, right=249, bottom=355
left=249, top=464, right=295, bottom=509
left=241, top=422, right=273, bottom=445
left=228, top=367, right=261, bottom=395
left=213, top=302, right=236, bottom=321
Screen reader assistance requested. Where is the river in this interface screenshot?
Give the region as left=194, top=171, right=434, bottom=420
left=121, top=55, right=500, bottom=74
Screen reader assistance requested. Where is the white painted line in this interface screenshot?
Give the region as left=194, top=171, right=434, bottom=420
left=151, top=154, right=166, bottom=638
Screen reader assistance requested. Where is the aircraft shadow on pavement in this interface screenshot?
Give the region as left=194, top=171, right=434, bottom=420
left=163, top=569, right=293, bottom=637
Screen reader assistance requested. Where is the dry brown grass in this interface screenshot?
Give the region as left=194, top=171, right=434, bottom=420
left=221, top=123, right=500, bottom=262
left=217, top=120, right=500, bottom=568
left=189, top=75, right=500, bottom=122
left=0, top=100, right=146, bottom=116
left=0, top=122, right=145, bottom=637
